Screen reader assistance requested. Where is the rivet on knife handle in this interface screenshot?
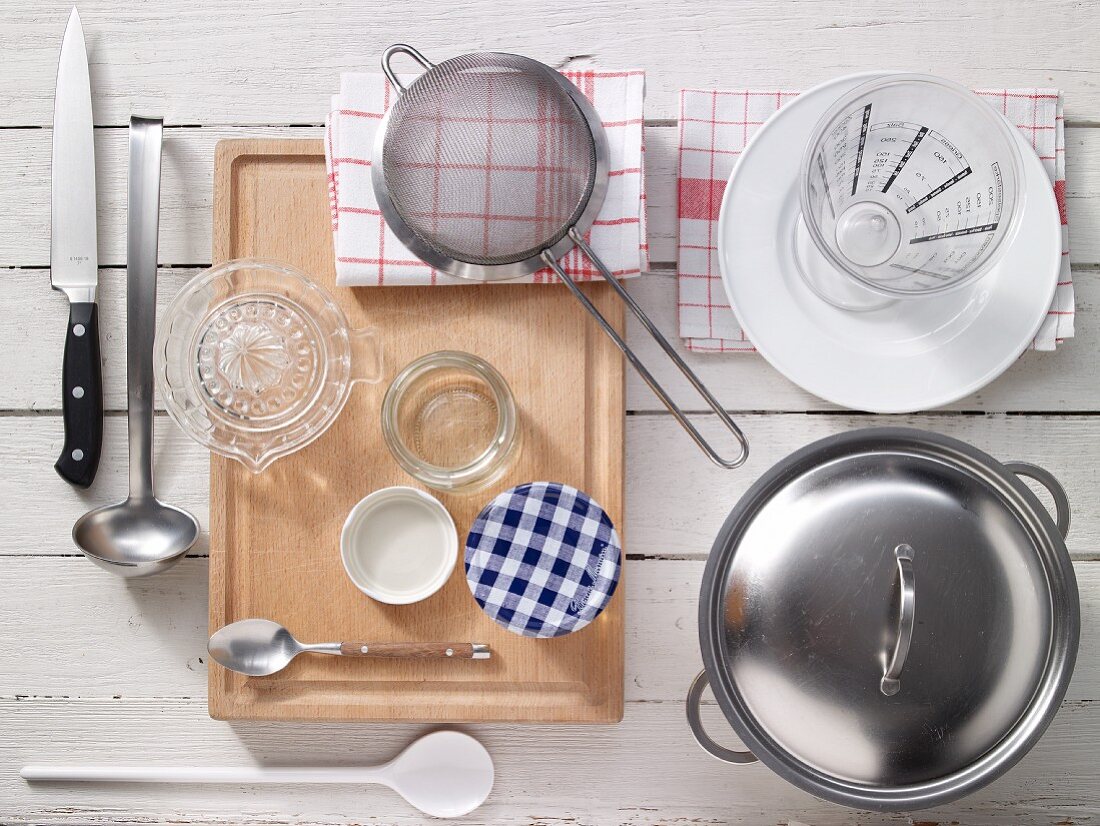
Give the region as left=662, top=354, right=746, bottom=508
left=54, top=302, right=103, bottom=487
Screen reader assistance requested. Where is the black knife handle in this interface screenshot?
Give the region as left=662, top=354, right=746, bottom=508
left=54, top=302, right=103, bottom=488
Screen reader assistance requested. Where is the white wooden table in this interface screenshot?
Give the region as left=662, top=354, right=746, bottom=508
left=2, top=1, right=1097, bottom=823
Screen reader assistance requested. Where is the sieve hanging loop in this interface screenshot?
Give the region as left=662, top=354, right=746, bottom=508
left=381, top=44, right=435, bottom=94
left=545, top=235, right=749, bottom=470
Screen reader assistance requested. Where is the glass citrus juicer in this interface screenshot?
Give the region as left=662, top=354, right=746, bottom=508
left=155, top=259, right=382, bottom=472
left=794, top=74, right=1025, bottom=311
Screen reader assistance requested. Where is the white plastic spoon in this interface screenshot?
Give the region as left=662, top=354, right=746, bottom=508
left=21, top=730, right=493, bottom=819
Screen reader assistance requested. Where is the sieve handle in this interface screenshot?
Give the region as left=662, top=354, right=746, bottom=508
left=381, top=44, right=435, bottom=94
left=543, top=232, right=749, bottom=470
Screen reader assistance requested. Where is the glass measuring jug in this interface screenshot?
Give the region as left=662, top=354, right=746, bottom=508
left=797, top=74, right=1024, bottom=309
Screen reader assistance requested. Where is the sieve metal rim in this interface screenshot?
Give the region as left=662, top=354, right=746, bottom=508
left=371, top=48, right=611, bottom=282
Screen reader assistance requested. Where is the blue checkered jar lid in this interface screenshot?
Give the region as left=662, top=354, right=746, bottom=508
left=464, top=482, right=622, bottom=638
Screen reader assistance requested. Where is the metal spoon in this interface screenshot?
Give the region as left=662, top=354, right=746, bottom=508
left=22, top=729, right=495, bottom=818
left=209, top=618, right=491, bottom=676
left=72, top=117, right=199, bottom=578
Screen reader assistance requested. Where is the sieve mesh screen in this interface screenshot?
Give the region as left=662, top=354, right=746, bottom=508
left=381, top=53, right=597, bottom=267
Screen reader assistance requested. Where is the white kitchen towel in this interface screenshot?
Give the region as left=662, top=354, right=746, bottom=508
left=677, top=88, right=1072, bottom=352
left=326, top=69, right=647, bottom=286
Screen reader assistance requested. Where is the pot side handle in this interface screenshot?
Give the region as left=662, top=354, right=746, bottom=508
left=686, top=671, right=758, bottom=765
left=1004, top=462, right=1071, bottom=540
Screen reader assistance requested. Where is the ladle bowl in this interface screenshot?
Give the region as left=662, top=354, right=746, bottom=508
left=74, top=495, right=199, bottom=577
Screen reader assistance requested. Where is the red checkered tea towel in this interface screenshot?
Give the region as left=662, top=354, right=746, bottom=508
left=677, top=87, right=1072, bottom=352
left=325, top=69, right=647, bottom=286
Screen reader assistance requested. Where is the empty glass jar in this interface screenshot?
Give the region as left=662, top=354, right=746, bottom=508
left=381, top=351, right=518, bottom=493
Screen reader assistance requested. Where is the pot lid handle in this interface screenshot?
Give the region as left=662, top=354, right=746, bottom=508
left=1003, top=462, right=1071, bottom=540
left=880, top=544, right=916, bottom=696
left=686, top=671, right=758, bottom=765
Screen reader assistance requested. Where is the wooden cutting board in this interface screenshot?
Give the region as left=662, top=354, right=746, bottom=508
left=208, top=139, right=625, bottom=722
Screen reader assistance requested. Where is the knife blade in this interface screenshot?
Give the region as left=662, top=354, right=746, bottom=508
left=51, top=7, right=102, bottom=488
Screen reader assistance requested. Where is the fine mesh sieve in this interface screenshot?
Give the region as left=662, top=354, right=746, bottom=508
left=382, top=52, right=597, bottom=269
left=373, top=44, right=748, bottom=468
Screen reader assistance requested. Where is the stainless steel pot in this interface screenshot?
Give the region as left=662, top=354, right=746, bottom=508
left=689, top=428, right=1079, bottom=811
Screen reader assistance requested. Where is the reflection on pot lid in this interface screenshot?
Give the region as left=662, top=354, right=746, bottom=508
left=705, top=428, right=1076, bottom=788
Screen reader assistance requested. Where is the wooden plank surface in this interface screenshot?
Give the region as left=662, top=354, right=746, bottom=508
left=4, top=557, right=1099, bottom=706
left=2, top=123, right=1097, bottom=414
left=6, top=413, right=1100, bottom=559
left=2, top=125, right=1099, bottom=268
left=2, top=267, right=1097, bottom=414
left=4, top=697, right=1097, bottom=826
left=5, top=556, right=1099, bottom=824
left=2, top=0, right=1100, bottom=822
left=2, top=0, right=1100, bottom=125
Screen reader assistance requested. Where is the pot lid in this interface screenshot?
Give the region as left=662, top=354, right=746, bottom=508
left=701, top=428, right=1078, bottom=798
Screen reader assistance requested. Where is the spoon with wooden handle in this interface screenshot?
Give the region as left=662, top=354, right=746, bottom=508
left=209, top=618, right=490, bottom=676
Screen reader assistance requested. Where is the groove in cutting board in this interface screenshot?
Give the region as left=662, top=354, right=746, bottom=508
left=207, top=139, right=625, bottom=722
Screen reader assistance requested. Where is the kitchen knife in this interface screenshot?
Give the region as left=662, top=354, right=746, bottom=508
left=51, top=7, right=102, bottom=487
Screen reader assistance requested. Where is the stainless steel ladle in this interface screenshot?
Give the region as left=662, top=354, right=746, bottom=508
left=72, top=117, right=199, bottom=577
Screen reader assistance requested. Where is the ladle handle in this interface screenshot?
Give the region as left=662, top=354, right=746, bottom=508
left=338, top=642, right=491, bottom=659
left=126, top=117, right=163, bottom=500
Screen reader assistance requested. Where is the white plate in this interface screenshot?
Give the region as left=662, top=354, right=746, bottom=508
left=718, top=73, right=1061, bottom=413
